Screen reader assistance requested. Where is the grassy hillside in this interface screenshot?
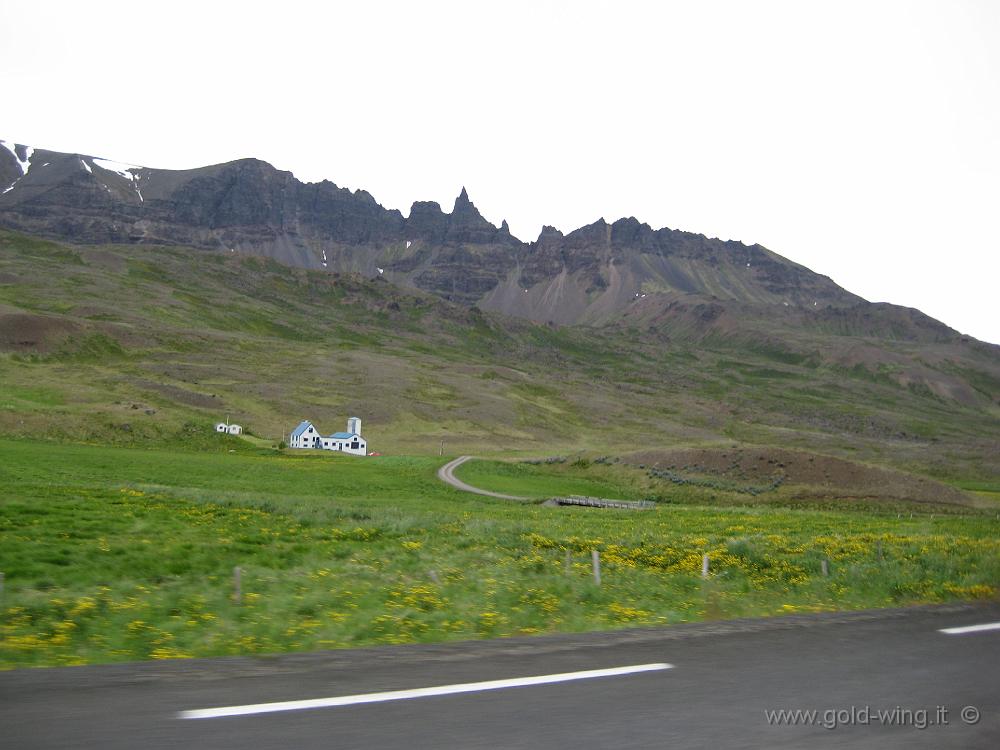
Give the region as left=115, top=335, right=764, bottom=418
left=1, top=231, right=997, bottom=668
left=1, top=230, right=997, bottom=487
left=2, top=440, right=997, bottom=668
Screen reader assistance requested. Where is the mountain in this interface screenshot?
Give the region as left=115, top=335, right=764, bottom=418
left=1, top=140, right=869, bottom=328
left=2, top=137, right=997, bottom=412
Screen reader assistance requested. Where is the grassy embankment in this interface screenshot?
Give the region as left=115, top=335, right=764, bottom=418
left=2, top=439, right=997, bottom=669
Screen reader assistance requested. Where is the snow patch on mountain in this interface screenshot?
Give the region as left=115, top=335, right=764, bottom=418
left=1, top=141, right=33, bottom=175
left=93, top=158, right=144, bottom=202
left=1, top=140, right=34, bottom=194
left=92, top=157, right=140, bottom=179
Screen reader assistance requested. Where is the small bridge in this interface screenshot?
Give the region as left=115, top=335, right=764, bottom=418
left=543, top=495, right=655, bottom=510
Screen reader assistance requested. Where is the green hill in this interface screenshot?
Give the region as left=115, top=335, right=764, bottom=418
left=0, top=229, right=997, bottom=487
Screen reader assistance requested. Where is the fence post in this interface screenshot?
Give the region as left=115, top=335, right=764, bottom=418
left=233, top=566, right=242, bottom=605
left=701, top=554, right=710, bottom=579
left=821, top=559, right=829, bottom=577
left=565, top=549, right=571, bottom=575
left=592, top=550, right=601, bottom=586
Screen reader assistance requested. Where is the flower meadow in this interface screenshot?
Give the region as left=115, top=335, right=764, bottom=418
left=1, top=440, right=998, bottom=668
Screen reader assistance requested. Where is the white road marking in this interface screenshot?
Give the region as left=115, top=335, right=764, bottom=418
left=179, top=663, right=673, bottom=719
left=939, top=621, right=1000, bottom=635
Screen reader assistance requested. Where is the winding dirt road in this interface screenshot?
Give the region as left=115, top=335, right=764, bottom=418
left=436, top=455, right=528, bottom=500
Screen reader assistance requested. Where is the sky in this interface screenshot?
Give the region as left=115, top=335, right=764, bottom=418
left=2, top=0, right=998, bottom=343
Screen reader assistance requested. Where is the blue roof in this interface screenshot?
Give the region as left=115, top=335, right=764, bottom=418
left=330, top=432, right=359, bottom=439
left=290, top=420, right=312, bottom=439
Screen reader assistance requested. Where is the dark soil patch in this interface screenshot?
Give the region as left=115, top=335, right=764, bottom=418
left=625, top=446, right=973, bottom=506
left=130, top=378, right=225, bottom=409
left=80, top=249, right=127, bottom=274
left=0, top=313, right=80, bottom=352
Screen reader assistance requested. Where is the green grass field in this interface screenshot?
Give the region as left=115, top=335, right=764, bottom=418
left=452, top=458, right=643, bottom=500
left=2, top=439, right=997, bottom=668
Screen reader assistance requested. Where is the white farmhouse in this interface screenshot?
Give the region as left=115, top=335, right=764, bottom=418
left=289, top=418, right=367, bottom=456
left=215, top=421, right=243, bottom=435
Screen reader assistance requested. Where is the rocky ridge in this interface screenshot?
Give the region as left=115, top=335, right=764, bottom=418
left=0, top=139, right=972, bottom=346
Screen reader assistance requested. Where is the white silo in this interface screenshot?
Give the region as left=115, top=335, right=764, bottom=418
left=347, top=416, right=362, bottom=435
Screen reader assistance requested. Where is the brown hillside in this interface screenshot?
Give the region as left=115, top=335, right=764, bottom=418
left=624, top=447, right=975, bottom=506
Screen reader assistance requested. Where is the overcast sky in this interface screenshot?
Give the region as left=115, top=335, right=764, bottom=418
left=2, top=0, right=997, bottom=342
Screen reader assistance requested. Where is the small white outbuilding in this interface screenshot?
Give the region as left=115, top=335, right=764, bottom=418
left=215, top=421, right=243, bottom=435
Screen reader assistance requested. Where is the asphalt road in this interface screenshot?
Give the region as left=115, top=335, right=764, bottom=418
left=437, top=455, right=528, bottom=500
left=2, top=603, right=998, bottom=749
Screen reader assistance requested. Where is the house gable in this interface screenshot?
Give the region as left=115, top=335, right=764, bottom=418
left=290, top=420, right=312, bottom=441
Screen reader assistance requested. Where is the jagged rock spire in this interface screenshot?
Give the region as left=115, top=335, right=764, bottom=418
left=452, top=186, right=476, bottom=215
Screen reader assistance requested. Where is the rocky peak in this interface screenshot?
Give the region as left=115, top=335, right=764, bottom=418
left=450, top=187, right=484, bottom=222
left=611, top=216, right=656, bottom=249
left=446, top=187, right=501, bottom=244
left=453, top=186, right=472, bottom=210
left=564, top=218, right=612, bottom=247
left=406, top=200, right=449, bottom=243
